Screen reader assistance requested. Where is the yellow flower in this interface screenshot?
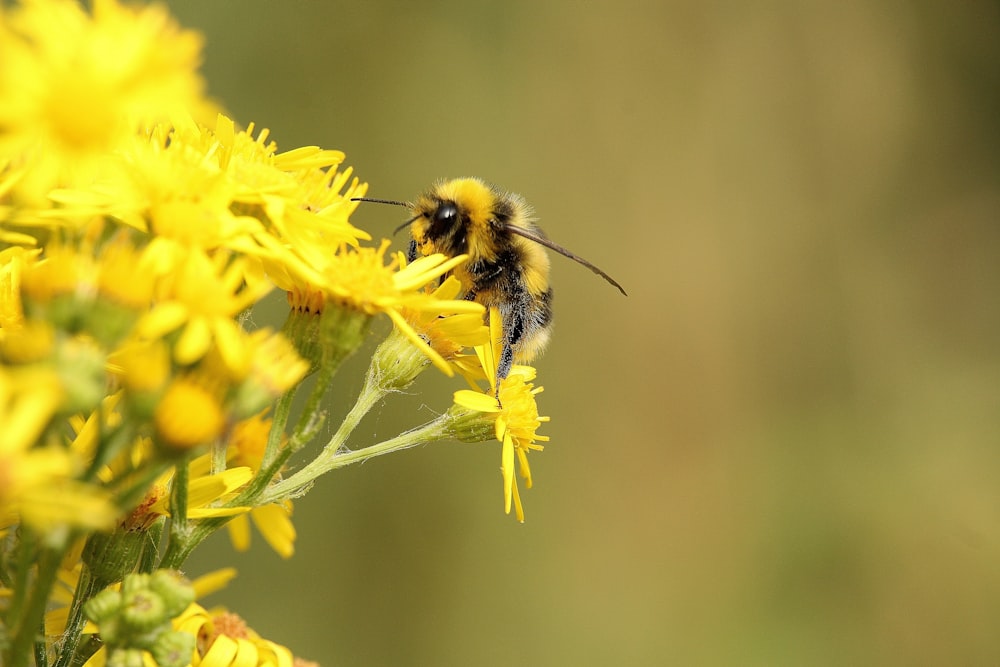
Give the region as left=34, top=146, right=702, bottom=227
left=398, top=273, right=488, bottom=363
left=224, top=413, right=297, bottom=559
left=173, top=603, right=294, bottom=667
left=137, top=248, right=271, bottom=367
left=0, top=0, right=209, bottom=202
left=153, top=378, right=225, bottom=452
left=110, top=338, right=171, bottom=395
left=94, top=237, right=159, bottom=311
left=451, top=309, right=550, bottom=522
left=285, top=240, right=477, bottom=374
left=18, top=242, right=90, bottom=305
left=50, top=113, right=370, bottom=275
left=98, top=440, right=251, bottom=530
left=0, top=366, right=118, bottom=532
left=142, top=452, right=254, bottom=522
left=221, top=329, right=309, bottom=415
left=0, top=246, right=39, bottom=336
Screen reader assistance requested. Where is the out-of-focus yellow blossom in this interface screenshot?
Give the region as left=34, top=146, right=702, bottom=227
left=224, top=413, right=296, bottom=559
left=0, top=246, right=38, bottom=335
left=153, top=378, right=226, bottom=453
left=0, top=367, right=117, bottom=532
left=137, top=249, right=271, bottom=367
left=0, top=0, right=210, bottom=203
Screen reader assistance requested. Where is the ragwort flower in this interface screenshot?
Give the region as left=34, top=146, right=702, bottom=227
left=0, top=0, right=209, bottom=202
left=451, top=309, right=550, bottom=522
left=0, top=366, right=117, bottom=533
left=284, top=240, right=476, bottom=374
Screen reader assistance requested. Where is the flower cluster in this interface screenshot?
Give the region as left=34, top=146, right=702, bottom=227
left=0, top=1, right=551, bottom=666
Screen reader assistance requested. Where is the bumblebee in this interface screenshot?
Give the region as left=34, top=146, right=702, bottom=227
left=355, top=177, right=626, bottom=380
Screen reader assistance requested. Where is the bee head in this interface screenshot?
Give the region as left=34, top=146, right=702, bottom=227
left=412, top=177, right=501, bottom=258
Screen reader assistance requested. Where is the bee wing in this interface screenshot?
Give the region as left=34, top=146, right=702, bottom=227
left=504, top=225, right=628, bottom=296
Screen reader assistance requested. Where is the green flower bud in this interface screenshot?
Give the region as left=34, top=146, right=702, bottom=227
left=106, top=647, right=146, bottom=667
left=82, top=531, right=150, bottom=590
left=150, top=630, right=197, bottom=667
left=317, top=302, right=372, bottom=371
left=121, top=589, right=166, bottom=632
left=148, top=570, right=195, bottom=618
left=121, top=573, right=150, bottom=597
left=83, top=588, right=123, bottom=625
left=443, top=402, right=497, bottom=443
left=368, top=326, right=431, bottom=392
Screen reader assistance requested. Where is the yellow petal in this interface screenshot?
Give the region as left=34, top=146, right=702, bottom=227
left=200, top=634, right=239, bottom=667
left=227, top=514, right=252, bottom=552
left=232, top=638, right=260, bottom=667
left=386, top=308, right=451, bottom=376
left=186, top=467, right=253, bottom=508
left=187, top=506, right=251, bottom=518
left=501, top=431, right=515, bottom=515
left=252, top=503, right=296, bottom=559
left=174, top=317, right=212, bottom=364
left=191, top=568, right=238, bottom=599
left=453, top=389, right=501, bottom=413
left=137, top=302, right=190, bottom=339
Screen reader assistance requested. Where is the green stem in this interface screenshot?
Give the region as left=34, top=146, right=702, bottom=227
left=34, top=628, right=47, bottom=667
left=258, top=380, right=385, bottom=503
left=8, top=541, right=69, bottom=667
left=162, top=463, right=189, bottom=568
left=290, top=363, right=335, bottom=448
left=260, top=412, right=451, bottom=504
left=6, top=531, right=36, bottom=639
left=52, top=563, right=100, bottom=667
left=261, top=388, right=295, bottom=469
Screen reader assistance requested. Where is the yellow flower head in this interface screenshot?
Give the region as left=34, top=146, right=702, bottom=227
left=0, top=366, right=118, bottom=532
left=451, top=309, right=550, bottom=522
left=137, top=248, right=272, bottom=367
left=174, top=603, right=294, bottom=667
left=0, top=0, right=209, bottom=200
left=397, top=271, right=488, bottom=363
left=291, top=241, right=475, bottom=374
left=146, top=453, right=252, bottom=521
left=220, top=413, right=297, bottom=559
left=19, top=242, right=90, bottom=305
left=225, top=329, right=309, bottom=414
left=0, top=246, right=39, bottom=335
left=153, top=378, right=225, bottom=452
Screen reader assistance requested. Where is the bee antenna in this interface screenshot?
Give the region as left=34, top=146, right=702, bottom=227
left=351, top=197, right=411, bottom=208
left=505, top=225, right=628, bottom=296
left=393, top=213, right=422, bottom=236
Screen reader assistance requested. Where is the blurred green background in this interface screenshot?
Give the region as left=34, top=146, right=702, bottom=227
left=171, top=2, right=1000, bottom=664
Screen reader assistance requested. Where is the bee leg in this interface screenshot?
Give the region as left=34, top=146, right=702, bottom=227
left=406, top=238, right=418, bottom=262
left=496, top=340, right=515, bottom=382
left=496, top=300, right=527, bottom=381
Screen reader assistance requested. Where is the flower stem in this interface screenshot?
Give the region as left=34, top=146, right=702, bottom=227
left=260, top=412, right=452, bottom=504
left=8, top=539, right=70, bottom=667
left=52, top=564, right=100, bottom=667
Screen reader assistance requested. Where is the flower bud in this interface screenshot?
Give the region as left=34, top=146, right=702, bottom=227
left=150, top=630, right=196, bottom=667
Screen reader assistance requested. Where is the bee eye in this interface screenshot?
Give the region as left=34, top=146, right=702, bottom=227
left=433, top=202, right=459, bottom=228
